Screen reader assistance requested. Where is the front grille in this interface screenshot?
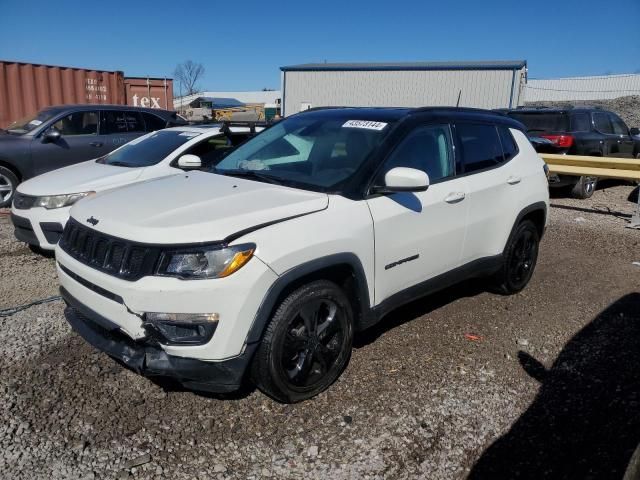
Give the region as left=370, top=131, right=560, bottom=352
left=13, top=192, right=36, bottom=210
left=59, top=219, right=161, bottom=281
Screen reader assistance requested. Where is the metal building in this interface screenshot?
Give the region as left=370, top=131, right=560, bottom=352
left=525, top=73, right=640, bottom=102
left=280, top=61, right=527, bottom=116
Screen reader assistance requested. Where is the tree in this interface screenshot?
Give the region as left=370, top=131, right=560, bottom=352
left=174, top=60, right=205, bottom=96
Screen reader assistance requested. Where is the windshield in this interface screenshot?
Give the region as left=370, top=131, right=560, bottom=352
left=508, top=112, right=570, bottom=133
left=213, top=115, right=392, bottom=192
left=7, top=110, right=58, bottom=135
left=97, top=130, right=202, bottom=168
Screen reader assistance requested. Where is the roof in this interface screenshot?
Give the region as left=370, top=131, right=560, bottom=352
left=281, top=60, right=527, bottom=72
left=174, top=91, right=281, bottom=109
left=41, top=104, right=176, bottom=114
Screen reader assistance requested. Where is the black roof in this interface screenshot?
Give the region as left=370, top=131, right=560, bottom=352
left=296, top=106, right=524, bottom=130
left=41, top=104, right=176, bottom=114
left=281, top=60, right=527, bottom=72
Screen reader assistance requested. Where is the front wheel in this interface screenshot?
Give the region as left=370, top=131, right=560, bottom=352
left=493, top=220, right=540, bottom=295
left=0, top=166, right=18, bottom=208
left=251, top=280, right=354, bottom=403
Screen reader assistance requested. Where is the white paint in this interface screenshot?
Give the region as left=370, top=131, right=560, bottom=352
left=342, top=120, right=388, bottom=131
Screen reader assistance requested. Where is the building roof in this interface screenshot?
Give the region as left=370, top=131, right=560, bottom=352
left=189, top=97, right=245, bottom=108
left=174, top=91, right=281, bottom=109
left=281, top=60, right=527, bottom=72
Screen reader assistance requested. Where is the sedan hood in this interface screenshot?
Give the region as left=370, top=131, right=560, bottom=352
left=70, top=171, right=329, bottom=244
left=17, top=160, right=145, bottom=196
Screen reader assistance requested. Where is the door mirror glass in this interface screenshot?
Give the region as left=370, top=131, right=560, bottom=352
left=630, top=127, right=640, bottom=136
left=177, top=154, right=202, bottom=169
left=42, top=127, right=61, bottom=143
left=375, top=167, right=429, bottom=193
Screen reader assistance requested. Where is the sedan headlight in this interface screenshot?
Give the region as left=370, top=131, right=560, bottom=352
left=35, top=192, right=95, bottom=209
left=156, top=243, right=256, bottom=280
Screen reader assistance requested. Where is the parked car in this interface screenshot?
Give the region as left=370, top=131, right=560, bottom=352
left=56, top=107, right=549, bottom=403
left=501, top=107, right=640, bottom=198
left=11, top=122, right=262, bottom=252
left=0, top=104, right=186, bottom=208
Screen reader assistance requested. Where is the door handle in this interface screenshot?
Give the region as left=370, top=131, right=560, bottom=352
left=507, top=176, right=521, bottom=185
left=444, top=192, right=466, bottom=204
left=90, top=142, right=103, bottom=147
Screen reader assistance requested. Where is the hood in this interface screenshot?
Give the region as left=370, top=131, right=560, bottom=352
left=70, top=171, right=329, bottom=244
left=17, top=160, right=145, bottom=196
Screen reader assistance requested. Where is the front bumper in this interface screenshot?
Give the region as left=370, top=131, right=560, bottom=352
left=10, top=205, right=70, bottom=250
left=61, top=287, right=257, bottom=393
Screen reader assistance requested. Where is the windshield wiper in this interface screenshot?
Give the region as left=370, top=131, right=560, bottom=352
left=216, top=169, right=282, bottom=185
left=106, top=161, right=134, bottom=167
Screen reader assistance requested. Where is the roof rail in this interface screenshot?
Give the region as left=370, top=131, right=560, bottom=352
left=220, top=120, right=269, bottom=134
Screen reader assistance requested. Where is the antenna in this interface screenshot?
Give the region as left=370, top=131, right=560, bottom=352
left=456, top=90, right=462, bottom=107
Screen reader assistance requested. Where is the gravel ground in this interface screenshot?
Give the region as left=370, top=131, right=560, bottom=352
left=1, top=186, right=639, bottom=480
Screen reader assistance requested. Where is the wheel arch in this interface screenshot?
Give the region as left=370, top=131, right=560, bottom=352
left=245, top=253, right=372, bottom=345
left=507, top=202, right=547, bottom=247
left=0, top=159, right=23, bottom=182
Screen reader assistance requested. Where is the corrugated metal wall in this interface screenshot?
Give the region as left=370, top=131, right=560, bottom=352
left=525, top=74, right=640, bottom=102
left=124, top=77, right=173, bottom=111
left=0, top=61, right=125, bottom=128
left=283, top=69, right=524, bottom=116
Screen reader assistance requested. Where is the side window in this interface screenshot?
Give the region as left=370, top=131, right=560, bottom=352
left=570, top=113, right=591, bottom=132
left=497, top=127, right=519, bottom=161
left=457, top=123, right=504, bottom=173
left=52, top=111, right=98, bottom=135
left=102, top=110, right=128, bottom=135
left=610, top=114, right=629, bottom=135
left=124, top=112, right=145, bottom=133
left=593, top=112, right=613, bottom=134
left=382, top=124, right=454, bottom=183
left=184, top=134, right=234, bottom=168
left=143, top=112, right=167, bottom=132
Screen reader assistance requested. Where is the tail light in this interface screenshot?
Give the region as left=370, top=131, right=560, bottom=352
left=541, top=134, right=574, bottom=148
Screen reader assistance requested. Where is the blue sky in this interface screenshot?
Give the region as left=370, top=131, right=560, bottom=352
left=1, top=0, right=638, bottom=92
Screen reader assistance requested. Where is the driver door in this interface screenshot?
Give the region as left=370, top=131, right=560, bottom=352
left=366, top=123, right=469, bottom=304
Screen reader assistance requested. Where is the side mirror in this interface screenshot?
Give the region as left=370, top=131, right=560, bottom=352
left=42, top=127, right=61, bottom=143
left=630, top=127, right=639, bottom=136
left=373, top=167, right=430, bottom=194
left=177, top=154, right=202, bottom=170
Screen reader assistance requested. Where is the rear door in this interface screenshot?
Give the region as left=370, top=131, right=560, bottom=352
left=592, top=112, right=625, bottom=157
left=101, top=109, right=147, bottom=153
left=456, top=123, right=519, bottom=263
left=366, top=123, right=469, bottom=303
left=30, top=109, right=104, bottom=175
left=609, top=113, right=635, bottom=157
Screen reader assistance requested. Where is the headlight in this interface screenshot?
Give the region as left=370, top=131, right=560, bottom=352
left=156, top=243, right=256, bottom=280
left=35, top=192, right=95, bottom=209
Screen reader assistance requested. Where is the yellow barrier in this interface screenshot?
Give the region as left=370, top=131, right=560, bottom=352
left=540, top=153, right=640, bottom=181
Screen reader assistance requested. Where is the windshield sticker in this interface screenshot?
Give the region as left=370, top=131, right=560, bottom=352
left=342, top=120, right=388, bottom=131
left=28, top=119, right=43, bottom=126
left=179, top=132, right=199, bottom=137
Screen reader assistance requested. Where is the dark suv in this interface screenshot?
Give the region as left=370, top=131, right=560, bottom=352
left=0, top=105, right=186, bottom=207
left=502, top=107, right=640, bottom=198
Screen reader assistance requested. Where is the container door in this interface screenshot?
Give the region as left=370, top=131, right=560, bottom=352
left=30, top=110, right=105, bottom=175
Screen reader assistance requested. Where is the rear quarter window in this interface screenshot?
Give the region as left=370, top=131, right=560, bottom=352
left=570, top=113, right=591, bottom=132
left=498, top=127, right=519, bottom=161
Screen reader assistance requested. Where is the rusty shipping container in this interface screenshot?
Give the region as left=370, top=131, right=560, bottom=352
left=0, top=60, right=174, bottom=128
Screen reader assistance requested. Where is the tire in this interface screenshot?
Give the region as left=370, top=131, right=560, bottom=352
left=0, top=166, right=18, bottom=208
left=571, top=175, right=597, bottom=199
left=251, top=280, right=354, bottom=403
left=493, top=220, right=540, bottom=295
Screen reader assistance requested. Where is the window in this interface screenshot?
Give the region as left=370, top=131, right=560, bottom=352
left=382, top=124, right=454, bottom=182
left=610, top=114, right=629, bottom=135
left=124, top=112, right=145, bottom=133
left=184, top=134, right=250, bottom=168
left=102, top=110, right=128, bottom=134
left=570, top=113, right=591, bottom=132
left=143, top=112, right=167, bottom=132
left=508, top=112, right=569, bottom=133
left=498, top=127, right=519, bottom=161
left=457, top=123, right=504, bottom=173
left=593, top=112, right=613, bottom=134
left=52, top=111, right=98, bottom=135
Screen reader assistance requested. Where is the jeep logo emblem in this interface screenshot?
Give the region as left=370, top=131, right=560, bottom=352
left=86, top=216, right=99, bottom=226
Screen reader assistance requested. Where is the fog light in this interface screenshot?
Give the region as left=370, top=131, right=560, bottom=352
left=144, top=312, right=219, bottom=345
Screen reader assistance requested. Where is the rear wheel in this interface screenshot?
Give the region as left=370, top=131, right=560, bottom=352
left=493, top=220, right=540, bottom=295
left=0, top=166, right=18, bottom=208
left=571, top=176, right=597, bottom=199
left=251, top=280, right=354, bottom=403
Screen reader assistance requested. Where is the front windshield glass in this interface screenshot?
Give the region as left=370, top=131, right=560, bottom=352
left=97, top=130, right=202, bottom=168
left=7, top=110, right=58, bottom=134
left=213, top=114, right=393, bottom=192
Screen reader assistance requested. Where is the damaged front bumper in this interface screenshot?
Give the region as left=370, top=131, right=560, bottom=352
left=61, top=287, right=256, bottom=393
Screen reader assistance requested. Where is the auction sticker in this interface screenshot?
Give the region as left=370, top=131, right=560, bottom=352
left=342, top=120, right=388, bottom=130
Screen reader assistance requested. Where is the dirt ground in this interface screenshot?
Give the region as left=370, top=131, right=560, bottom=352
left=1, top=183, right=639, bottom=479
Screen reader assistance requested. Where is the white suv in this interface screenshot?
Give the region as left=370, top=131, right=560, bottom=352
left=55, top=107, right=549, bottom=403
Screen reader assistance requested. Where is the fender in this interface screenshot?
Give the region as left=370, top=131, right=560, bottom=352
left=505, top=201, right=547, bottom=248
left=245, top=253, right=371, bottom=344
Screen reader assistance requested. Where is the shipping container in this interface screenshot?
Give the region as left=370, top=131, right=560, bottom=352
left=0, top=60, right=174, bottom=128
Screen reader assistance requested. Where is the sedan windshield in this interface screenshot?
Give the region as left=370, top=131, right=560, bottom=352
left=213, top=114, right=393, bottom=192
left=97, top=130, right=202, bottom=168
left=7, top=110, right=58, bottom=134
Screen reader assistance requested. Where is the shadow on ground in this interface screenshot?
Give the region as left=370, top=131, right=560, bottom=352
left=469, top=292, right=640, bottom=480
